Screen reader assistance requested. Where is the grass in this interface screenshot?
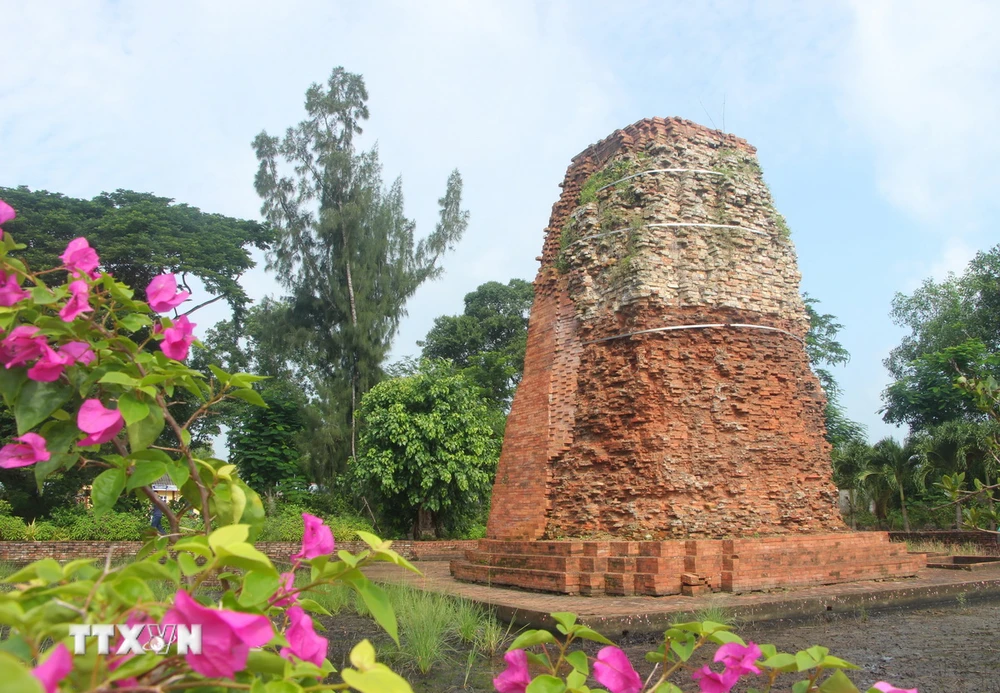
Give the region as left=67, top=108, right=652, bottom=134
left=904, top=539, right=986, bottom=555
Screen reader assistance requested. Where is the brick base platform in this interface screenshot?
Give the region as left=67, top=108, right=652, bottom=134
left=450, top=532, right=926, bottom=596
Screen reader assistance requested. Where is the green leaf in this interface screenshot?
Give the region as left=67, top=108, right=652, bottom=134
left=0, top=651, right=43, bottom=693
left=793, top=680, right=811, bottom=693
left=239, top=570, right=281, bottom=607
left=165, top=460, right=190, bottom=489
left=670, top=635, right=696, bottom=662
left=14, top=380, right=73, bottom=434
left=126, top=459, right=167, bottom=491
left=174, top=535, right=212, bottom=558
left=565, top=650, right=588, bottom=675
left=652, top=684, right=683, bottom=693
left=208, top=364, right=231, bottom=384
left=819, top=670, right=862, bottom=693
left=299, top=598, right=333, bottom=617
left=340, top=667, right=414, bottom=693
left=228, top=387, right=267, bottom=407
left=177, top=553, right=203, bottom=577
left=117, top=391, right=150, bottom=426
left=346, top=575, right=398, bottom=645
left=99, top=371, right=141, bottom=388
left=247, top=649, right=289, bottom=677
left=820, top=655, right=860, bottom=671
left=29, top=286, right=57, bottom=305
left=573, top=626, right=614, bottom=646
left=216, top=542, right=276, bottom=573
left=209, top=524, right=250, bottom=551
left=526, top=675, right=567, bottom=693
left=0, top=367, right=26, bottom=406
left=551, top=612, right=578, bottom=630
left=126, top=403, right=163, bottom=452
left=118, top=313, right=152, bottom=333
left=91, top=468, right=126, bottom=516
left=107, top=652, right=159, bottom=682
left=708, top=630, right=747, bottom=646
left=508, top=629, right=558, bottom=651
left=762, top=653, right=798, bottom=671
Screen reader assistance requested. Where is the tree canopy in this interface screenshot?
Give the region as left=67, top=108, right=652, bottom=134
left=419, top=278, right=533, bottom=409
left=0, top=186, right=272, bottom=319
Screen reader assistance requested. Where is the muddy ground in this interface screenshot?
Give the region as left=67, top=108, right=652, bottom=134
left=323, top=598, right=1000, bottom=692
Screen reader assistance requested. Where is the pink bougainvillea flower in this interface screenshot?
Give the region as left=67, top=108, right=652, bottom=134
left=27, top=344, right=71, bottom=382
left=593, top=646, right=644, bottom=693
left=872, top=683, right=918, bottom=693
left=146, top=273, right=190, bottom=313
left=31, top=642, right=71, bottom=693
left=59, top=341, right=95, bottom=365
left=272, top=571, right=297, bottom=607
left=292, top=513, right=336, bottom=561
left=493, top=649, right=531, bottom=693
left=160, top=315, right=195, bottom=361
left=714, top=641, right=762, bottom=677
left=0, top=271, right=30, bottom=307
left=0, top=199, right=15, bottom=227
left=163, top=590, right=273, bottom=679
left=693, top=665, right=741, bottom=693
left=0, top=325, right=46, bottom=368
left=0, top=432, right=50, bottom=469
left=59, top=280, right=92, bottom=322
left=59, top=237, right=99, bottom=276
left=77, top=399, right=124, bottom=446
left=279, top=606, right=328, bottom=667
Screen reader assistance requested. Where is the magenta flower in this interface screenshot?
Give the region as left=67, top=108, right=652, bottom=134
left=60, top=341, right=95, bottom=365
left=27, top=344, right=71, bottom=382
left=714, top=641, right=762, bottom=677
left=693, top=665, right=740, bottom=693
left=59, top=280, right=92, bottom=322
left=146, top=273, right=190, bottom=313
left=272, top=571, right=297, bottom=607
left=280, top=606, right=328, bottom=667
left=31, top=643, right=71, bottom=693
left=493, top=649, right=531, bottom=693
left=59, top=237, right=99, bottom=276
left=160, top=315, right=195, bottom=361
left=0, top=199, right=15, bottom=227
left=1, top=325, right=46, bottom=368
left=0, top=432, right=50, bottom=469
left=77, top=399, right=124, bottom=446
left=292, top=513, right=336, bottom=561
left=0, top=271, right=30, bottom=307
left=594, top=646, right=643, bottom=693
left=872, top=683, right=918, bottom=693
left=163, top=590, right=273, bottom=679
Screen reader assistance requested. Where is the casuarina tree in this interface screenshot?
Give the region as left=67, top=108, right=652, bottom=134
left=252, top=67, right=469, bottom=472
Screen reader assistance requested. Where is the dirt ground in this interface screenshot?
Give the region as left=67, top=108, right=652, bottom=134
left=323, top=598, right=1000, bottom=692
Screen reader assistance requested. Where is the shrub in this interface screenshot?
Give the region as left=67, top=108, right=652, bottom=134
left=0, top=514, right=26, bottom=540
left=67, top=510, right=148, bottom=541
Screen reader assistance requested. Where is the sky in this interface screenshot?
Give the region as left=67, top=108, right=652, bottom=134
left=3, top=0, right=999, bottom=445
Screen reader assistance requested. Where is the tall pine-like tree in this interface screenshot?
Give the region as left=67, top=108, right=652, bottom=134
left=252, top=67, right=469, bottom=478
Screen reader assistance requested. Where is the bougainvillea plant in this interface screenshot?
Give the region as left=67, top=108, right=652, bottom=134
left=492, top=612, right=918, bottom=693
left=0, top=198, right=416, bottom=692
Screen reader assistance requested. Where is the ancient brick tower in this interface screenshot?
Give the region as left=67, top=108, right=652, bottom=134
left=452, top=118, right=924, bottom=595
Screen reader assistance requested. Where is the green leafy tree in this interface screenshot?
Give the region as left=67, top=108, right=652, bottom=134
left=831, top=439, right=873, bottom=529
left=419, top=278, right=533, bottom=409
left=227, top=383, right=307, bottom=494
left=884, top=244, right=1000, bottom=430
left=803, top=294, right=866, bottom=447
left=253, top=67, right=469, bottom=472
left=915, top=419, right=998, bottom=528
left=352, top=360, right=501, bottom=538
left=0, top=186, right=271, bottom=318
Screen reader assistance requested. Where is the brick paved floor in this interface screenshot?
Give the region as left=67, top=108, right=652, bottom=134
left=366, top=560, right=1000, bottom=635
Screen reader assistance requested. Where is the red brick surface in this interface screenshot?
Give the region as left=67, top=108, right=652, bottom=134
left=459, top=117, right=919, bottom=595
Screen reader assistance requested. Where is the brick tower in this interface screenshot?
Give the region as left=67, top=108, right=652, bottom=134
left=451, top=118, right=923, bottom=595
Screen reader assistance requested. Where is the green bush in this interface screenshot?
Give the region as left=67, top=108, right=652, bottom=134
left=68, top=510, right=148, bottom=541
left=24, top=520, right=65, bottom=541
left=259, top=504, right=374, bottom=542
left=0, top=515, right=27, bottom=540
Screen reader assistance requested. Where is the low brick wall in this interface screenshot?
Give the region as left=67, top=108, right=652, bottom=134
left=0, top=539, right=477, bottom=565
left=888, top=531, right=1000, bottom=556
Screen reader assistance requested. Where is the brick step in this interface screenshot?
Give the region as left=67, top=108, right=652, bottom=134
left=450, top=560, right=581, bottom=594
left=466, top=549, right=688, bottom=575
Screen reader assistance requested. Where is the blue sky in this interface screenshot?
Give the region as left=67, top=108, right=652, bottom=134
left=3, top=0, right=998, bottom=444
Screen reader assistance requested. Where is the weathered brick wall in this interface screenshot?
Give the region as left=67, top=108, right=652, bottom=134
left=0, top=540, right=476, bottom=564
left=487, top=117, right=844, bottom=541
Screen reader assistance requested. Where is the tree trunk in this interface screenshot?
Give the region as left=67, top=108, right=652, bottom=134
left=343, top=227, right=358, bottom=460
left=899, top=487, right=910, bottom=532
left=415, top=507, right=436, bottom=540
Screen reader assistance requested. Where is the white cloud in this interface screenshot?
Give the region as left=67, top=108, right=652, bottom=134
left=840, top=0, right=1000, bottom=225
